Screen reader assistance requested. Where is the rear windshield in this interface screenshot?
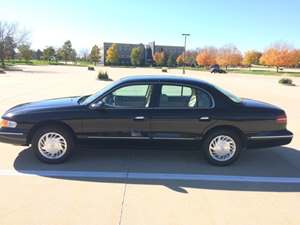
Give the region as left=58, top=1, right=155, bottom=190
left=214, top=85, right=242, bottom=103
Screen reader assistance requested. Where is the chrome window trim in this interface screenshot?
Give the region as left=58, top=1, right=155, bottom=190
left=91, top=81, right=215, bottom=110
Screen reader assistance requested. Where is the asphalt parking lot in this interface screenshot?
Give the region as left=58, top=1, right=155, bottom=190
left=1, top=65, right=300, bottom=225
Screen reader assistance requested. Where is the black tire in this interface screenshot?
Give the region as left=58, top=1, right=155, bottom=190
left=203, top=129, right=241, bottom=166
left=31, top=125, right=75, bottom=164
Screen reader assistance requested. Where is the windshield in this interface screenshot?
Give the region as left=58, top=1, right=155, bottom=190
left=214, top=85, right=242, bottom=103
left=80, top=80, right=120, bottom=105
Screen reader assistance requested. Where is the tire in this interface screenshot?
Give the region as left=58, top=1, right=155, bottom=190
left=31, top=125, right=75, bottom=163
left=203, top=129, right=241, bottom=166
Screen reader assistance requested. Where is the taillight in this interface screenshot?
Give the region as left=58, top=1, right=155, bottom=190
left=276, top=114, right=287, bottom=124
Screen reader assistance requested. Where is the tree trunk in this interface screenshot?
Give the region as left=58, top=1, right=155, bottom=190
left=0, top=58, right=5, bottom=68
left=276, top=66, right=279, bottom=72
left=225, top=65, right=228, bottom=70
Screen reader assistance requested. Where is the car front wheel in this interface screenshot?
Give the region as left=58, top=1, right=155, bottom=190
left=203, top=129, right=241, bottom=166
left=31, top=126, right=74, bottom=163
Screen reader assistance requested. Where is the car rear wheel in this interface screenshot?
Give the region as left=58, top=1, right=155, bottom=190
left=31, top=126, right=74, bottom=163
left=203, top=129, right=241, bottom=166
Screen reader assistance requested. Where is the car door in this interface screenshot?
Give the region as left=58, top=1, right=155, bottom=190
left=81, top=83, right=153, bottom=139
left=150, top=83, right=215, bottom=140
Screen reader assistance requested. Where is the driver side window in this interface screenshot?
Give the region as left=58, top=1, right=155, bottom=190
left=102, top=84, right=152, bottom=108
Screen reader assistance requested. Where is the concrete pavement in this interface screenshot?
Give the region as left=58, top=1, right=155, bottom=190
left=0, top=65, right=300, bottom=225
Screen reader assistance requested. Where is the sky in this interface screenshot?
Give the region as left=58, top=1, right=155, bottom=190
left=1, top=0, right=300, bottom=53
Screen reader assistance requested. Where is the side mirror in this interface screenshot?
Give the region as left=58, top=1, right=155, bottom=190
left=89, top=101, right=105, bottom=110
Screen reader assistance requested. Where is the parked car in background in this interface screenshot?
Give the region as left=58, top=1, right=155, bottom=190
left=210, top=68, right=227, bottom=73
left=0, top=75, right=293, bottom=166
left=209, top=64, right=227, bottom=73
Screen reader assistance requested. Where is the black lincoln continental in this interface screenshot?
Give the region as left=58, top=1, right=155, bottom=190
left=0, top=75, right=293, bottom=165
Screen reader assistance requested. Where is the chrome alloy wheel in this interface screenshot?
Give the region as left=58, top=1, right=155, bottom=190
left=38, top=132, right=68, bottom=159
left=208, top=135, right=236, bottom=161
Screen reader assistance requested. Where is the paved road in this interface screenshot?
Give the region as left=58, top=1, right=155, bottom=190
left=0, top=65, right=300, bottom=225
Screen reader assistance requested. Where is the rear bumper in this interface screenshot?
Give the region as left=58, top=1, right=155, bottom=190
left=0, top=129, right=27, bottom=146
left=247, top=130, right=293, bottom=148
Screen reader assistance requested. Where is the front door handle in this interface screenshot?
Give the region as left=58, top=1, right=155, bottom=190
left=133, top=116, right=145, bottom=121
left=199, top=116, right=210, bottom=121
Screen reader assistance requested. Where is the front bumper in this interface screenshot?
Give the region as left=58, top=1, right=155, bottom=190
left=247, top=130, right=293, bottom=148
left=0, top=128, right=27, bottom=146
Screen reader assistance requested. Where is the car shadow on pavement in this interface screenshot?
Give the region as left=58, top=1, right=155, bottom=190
left=13, top=142, right=300, bottom=193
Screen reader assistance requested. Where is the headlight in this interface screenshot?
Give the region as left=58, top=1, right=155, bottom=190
left=0, top=119, right=17, bottom=128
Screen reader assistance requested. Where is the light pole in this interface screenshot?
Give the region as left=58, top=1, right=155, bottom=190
left=182, top=33, right=190, bottom=74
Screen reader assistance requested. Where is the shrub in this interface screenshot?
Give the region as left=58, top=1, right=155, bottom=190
left=161, top=67, right=168, bottom=73
left=88, top=66, right=95, bottom=71
left=97, top=71, right=111, bottom=81
left=0, top=68, right=5, bottom=74
left=278, top=78, right=295, bottom=86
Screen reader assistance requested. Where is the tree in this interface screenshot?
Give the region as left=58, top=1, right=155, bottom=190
left=59, top=40, right=76, bottom=63
left=242, top=50, right=262, bottom=68
left=295, top=50, right=300, bottom=67
left=89, top=45, right=100, bottom=65
left=167, top=53, right=176, bottom=67
left=18, top=44, right=32, bottom=62
left=70, top=48, right=77, bottom=62
left=176, top=51, right=197, bottom=67
left=34, top=49, right=43, bottom=60
left=43, top=46, right=55, bottom=61
left=185, top=51, right=197, bottom=66
left=216, top=45, right=243, bottom=70
left=260, top=43, right=300, bottom=72
left=176, top=54, right=184, bottom=66
left=153, top=51, right=166, bottom=66
left=105, top=43, right=119, bottom=65
left=3, top=36, right=16, bottom=61
left=0, top=22, right=29, bottom=67
left=196, top=47, right=217, bottom=67
left=130, top=47, right=141, bottom=66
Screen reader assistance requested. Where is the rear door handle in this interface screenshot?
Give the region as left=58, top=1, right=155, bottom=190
left=199, top=116, right=210, bottom=121
left=133, top=116, right=145, bottom=121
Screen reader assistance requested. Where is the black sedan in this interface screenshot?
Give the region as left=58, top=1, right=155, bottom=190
left=0, top=75, right=293, bottom=165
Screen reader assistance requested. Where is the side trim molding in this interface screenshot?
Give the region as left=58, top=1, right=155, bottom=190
left=86, top=136, right=151, bottom=140
left=152, top=137, right=198, bottom=140
left=79, top=136, right=199, bottom=141
left=248, top=135, right=293, bottom=140
left=0, top=132, right=24, bottom=136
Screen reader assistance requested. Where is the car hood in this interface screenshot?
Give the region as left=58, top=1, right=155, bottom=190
left=241, top=98, right=283, bottom=112
left=4, top=96, right=82, bottom=117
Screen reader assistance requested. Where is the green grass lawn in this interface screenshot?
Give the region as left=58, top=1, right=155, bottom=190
left=227, top=68, right=300, bottom=77
left=4, top=60, right=93, bottom=67
left=182, top=66, right=300, bottom=77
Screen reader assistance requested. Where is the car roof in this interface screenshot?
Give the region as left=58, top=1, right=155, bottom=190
left=119, top=75, right=214, bottom=88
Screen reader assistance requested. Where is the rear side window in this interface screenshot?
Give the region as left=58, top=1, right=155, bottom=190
left=159, top=85, right=213, bottom=108
left=161, top=85, right=192, bottom=96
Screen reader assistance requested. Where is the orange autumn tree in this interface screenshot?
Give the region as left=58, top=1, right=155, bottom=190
left=176, top=54, right=184, bottom=66
left=242, top=50, right=262, bottom=67
left=176, top=51, right=197, bottom=66
left=153, top=51, right=166, bottom=66
left=260, top=43, right=300, bottom=72
left=216, top=45, right=243, bottom=70
left=196, top=47, right=217, bottom=67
